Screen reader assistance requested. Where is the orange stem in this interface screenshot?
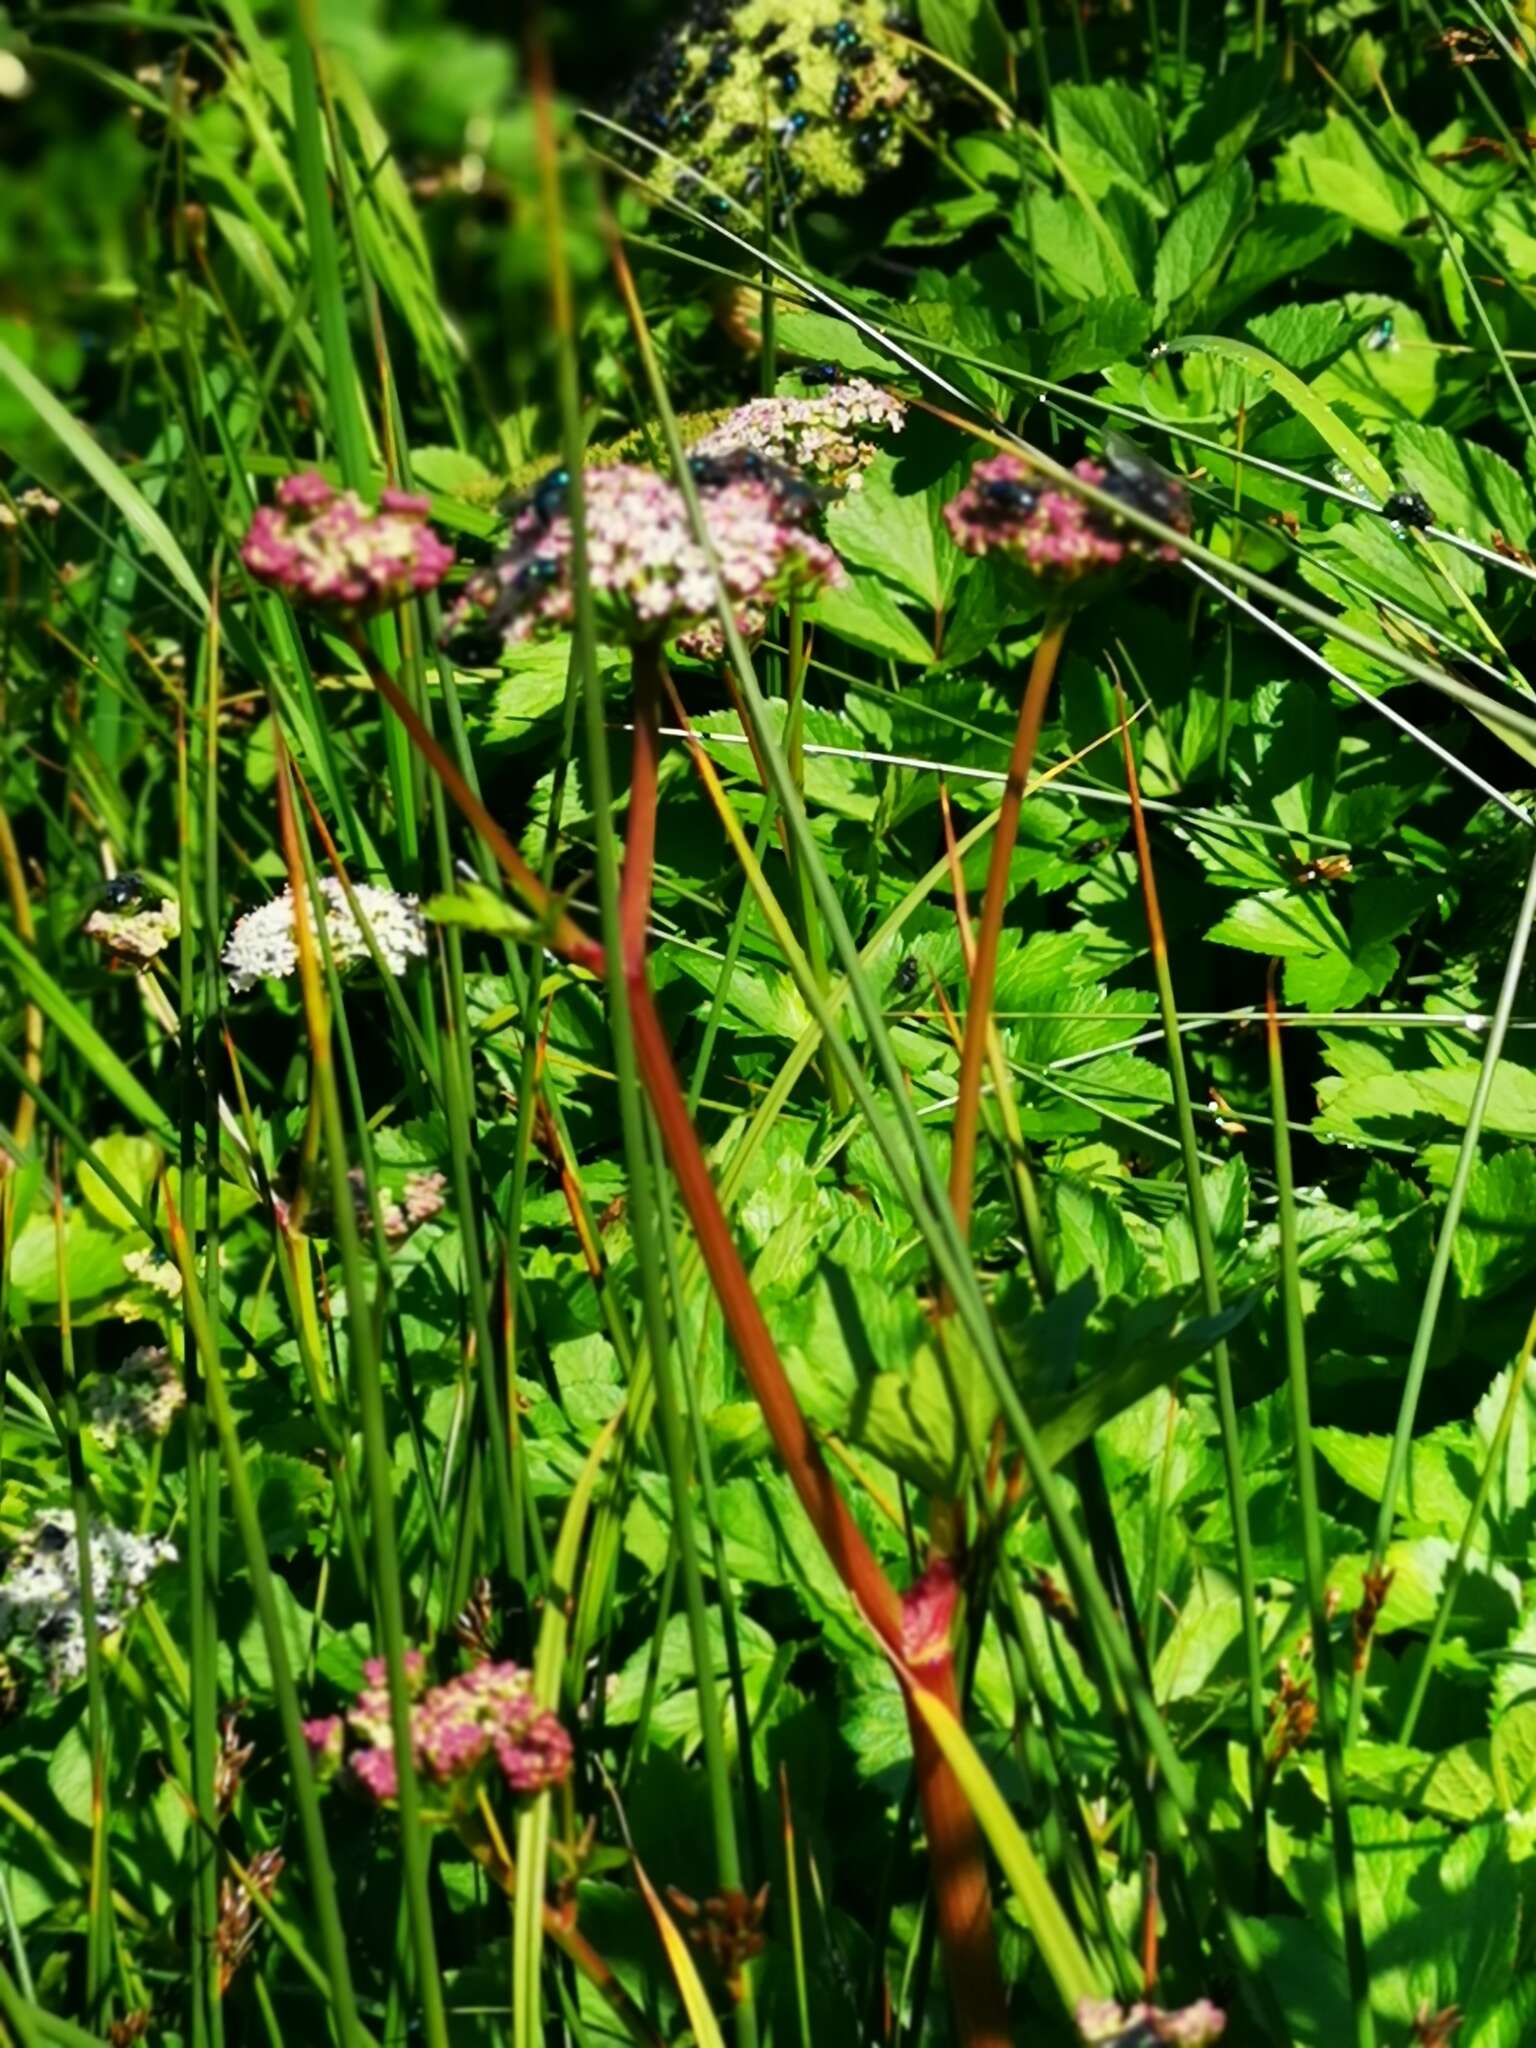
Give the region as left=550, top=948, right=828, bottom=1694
left=947, top=613, right=1069, bottom=1242
left=622, top=642, right=665, bottom=975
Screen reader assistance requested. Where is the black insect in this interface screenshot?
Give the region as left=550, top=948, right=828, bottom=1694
left=797, top=361, right=841, bottom=385
left=706, top=43, right=736, bottom=80
left=853, top=114, right=893, bottom=162
left=1099, top=431, right=1188, bottom=528
left=762, top=50, right=800, bottom=97
left=33, top=1519, right=72, bottom=1556
left=688, top=448, right=821, bottom=523
left=97, top=873, right=147, bottom=912
left=750, top=18, right=785, bottom=51
left=513, top=555, right=561, bottom=596
left=725, top=121, right=759, bottom=149
left=895, top=954, right=919, bottom=994
left=1383, top=489, right=1434, bottom=530
left=979, top=476, right=1039, bottom=517
left=811, top=17, right=866, bottom=54
left=1072, top=835, right=1113, bottom=863
left=831, top=76, right=860, bottom=119
left=842, top=41, right=875, bottom=64
left=528, top=466, right=571, bottom=523
left=779, top=109, right=809, bottom=139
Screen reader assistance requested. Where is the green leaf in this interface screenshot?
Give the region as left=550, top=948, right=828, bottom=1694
left=77, top=1135, right=163, bottom=1232
left=423, top=882, right=542, bottom=940
left=1392, top=421, right=1536, bottom=544
left=1455, top=1149, right=1536, bottom=1300
left=0, top=339, right=208, bottom=617
left=811, top=573, right=936, bottom=664
left=1316, top=1061, right=1536, bottom=1144
left=1313, top=1426, right=1473, bottom=1535
left=1154, top=161, right=1253, bottom=321
left=1053, top=82, right=1167, bottom=217
left=915, top=0, right=1007, bottom=83
left=1167, top=331, right=1393, bottom=498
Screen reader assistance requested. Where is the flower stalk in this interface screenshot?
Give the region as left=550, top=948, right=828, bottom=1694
left=947, top=610, right=1068, bottom=1242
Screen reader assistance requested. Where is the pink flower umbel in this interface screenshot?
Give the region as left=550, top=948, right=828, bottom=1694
left=242, top=472, right=455, bottom=618
left=445, top=461, right=842, bottom=653
left=311, top=1655, right=572, bottom=1814
left=944, top=450, right=1190, bottom=588
left=691, top=378, right=907, bottom=494
left=1076, top=1997, right=1227, bottom=2046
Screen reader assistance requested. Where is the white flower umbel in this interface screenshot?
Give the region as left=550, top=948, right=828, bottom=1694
left=0, top=1510, right=177, bottom=1686
left=223, top=877, right=427, bottom=994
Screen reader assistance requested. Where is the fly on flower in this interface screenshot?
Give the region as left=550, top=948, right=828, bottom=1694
left=1100, top=431, right=1191, bottom=535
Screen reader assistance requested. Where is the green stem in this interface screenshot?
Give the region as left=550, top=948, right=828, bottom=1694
left=1347, top=840, right=1536, bottom=1742
left=164, top=1186, right=367, bottom=2048
left=1401, top=1300, right=1536, bottom=1745
left=51, top=1171, right=115, bottom=2033
left=784, top=602, right=849, bottom=1116
left=1266, top=980, right=1375, bottom=2048
left=275, top=752, right=449, bottom=2048
left=1117, top=696, right=1267, bottom=1858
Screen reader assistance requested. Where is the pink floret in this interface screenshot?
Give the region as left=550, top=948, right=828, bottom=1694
left=943, top=451, right=1187, bottom=589
left=325, top=1654, right=573, bottom=1812
left=242, top=474, right=453, bottom=619
left=444, top=461, right=842, bottom=654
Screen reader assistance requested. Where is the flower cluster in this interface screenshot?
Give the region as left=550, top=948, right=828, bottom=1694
left=448, top=461, right=842, bottom=653
left=692, top=378, right=906, bottom=493
left=348, top=1167, right=449, bottom=1242
left=1076, top=1998, right=1227, bottom=2046
left=119, top=1247, right=183, bottom=1304
left=223, top=877, right=428, bottom=993
left=86, top=1346, right=186, bottom=1450
left=305, top=1655, right=572, bottom=1810
left=0, top=1510, right=177, bottom=1686
left=0, top=487, right=61, bottom=531
left=618, top=0, right=931, bottom=211
left=944, top=451, right=1190, bottom=587
left=241, top=472, right=454, bottom=618
left=83, top=897, right=180, bottom=965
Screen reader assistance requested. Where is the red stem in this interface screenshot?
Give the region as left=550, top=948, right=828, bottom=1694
left=374, top=632, right=1011, bottom=2041
left=622, top=642, right=665, bottom=976
left=947, top=613, right=1069, bottom=1243
left=626, top=963, right=1009, bottom=2043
